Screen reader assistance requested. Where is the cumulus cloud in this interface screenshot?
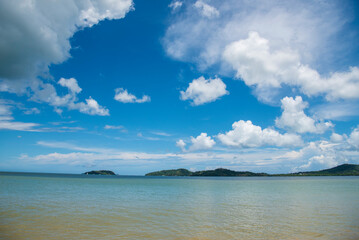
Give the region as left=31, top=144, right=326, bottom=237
left=275, top=96, right=333, bottom=134
left=176, top=133, right=215, bottom=152
left=58, top=78, right=82, bottom=94
left=30, top=78, right=109, bottom=116
left=218, top=120, right=302, bottom=148
left=291, top=140, right=347, bottom=172
left=189, top=133, right=216, bottom=151
left=163, top=0, right=358, bottom=103
left=180, top=76, right=228, bottom=105
left=348, top=126, right=359, bottom=149
left=0, top=0, right=133, bottom=114
left=193, top=1, right=219, bottom=18
left=176, top=139, right=187, bottom=151
left=75, top=97, right=109, bottom=116
left=330, top=133, right=345, bottom=143
left=164, top=0, right=348, bottom=65
left=223, top=32, right=359, bottom=102
left=114, top=88, right=151, bottom=103
left=0, top=0, right=133, bottom=81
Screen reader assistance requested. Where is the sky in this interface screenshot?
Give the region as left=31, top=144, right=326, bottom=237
left=0, top=0, right=359, bottom=175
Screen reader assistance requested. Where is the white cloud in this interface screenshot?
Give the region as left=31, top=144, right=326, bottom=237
left=223, top=32, right=359, bottom=102
left=30, top=78, right=109, bottom=116
left=291, top=140, right=347, bottom=172
left=330, top=133, right=344, bottom=143
left=137, top=132, right=160, bottom=141
left=0, top=0, right=133, bottom=113
left=75, top=97, right=109, bottom=116
left=163, top=0, right=358, bottom=103
left=310, top=102, right=359, bottom=121
left=189, top=133, right=216, bottom=151
left=180, top=76, right=228, bottom=105
left=176, top=133, right=215, bottom=152
left=0, top=0, right=133, bottom=82
left=164, top=0, right=348, bottom=67
left=218, top=120, right=303, bottom=148
left=176, top=139, right=187, bottom=151
left=0, top=101, right=40, bottom=131
left=193, top=1, right=219, bottom=18
left=104, top=125, right=125, bottom=130
left=58, top=78, right=82, bottom=94
left=22, top=138, right=359, bottom=173
left=169, top=1, right=183, bottom=11
left=348, top=126, right=359, bottom=149
left=275, top=96, right=333, bottom=134
left=114, top=88, right=151, bottom=103
left=23, top=107, right=40, bottom=115
left=151, top=131, right=171, bottom=137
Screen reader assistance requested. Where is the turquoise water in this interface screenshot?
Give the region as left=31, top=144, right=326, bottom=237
left=0, top=173, right=358, bottom=239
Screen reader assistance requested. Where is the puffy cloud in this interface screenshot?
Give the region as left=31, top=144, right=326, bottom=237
left=30, top=78, right=109, bottom=116
left=114, top=88, right=151, bottom=103
left=223, top=32, right=359, bottom=102
left=176, top=133, right=215, bottom=152
left=176, top=139, right=187, bottom=151
left=0, top=0, right=132, bottom=114
left=58, top=78, right=82, bottom=94
left=348, top=126, right=359, bottom=149
left=180, top=76, right=228, bottom=105
left=218, top=120, right=303, bottom=148
left=0, top=0, right=133, bottom=81
left=164, top=0, right=347, bottom=67
left=275, top=96, right=333, bottom=134
left=291, top=140, right=347, bottom=172
left=75, top=97, right=109, bottom=116
left=163, top=0, right=358, bottom=102
left=330, top=133, right=345, bottom=143
left=169, top=1, right=183, bottom=11
left=193, top=1, right=219, bottom=18
left=189, top=133, right=216, bottom=151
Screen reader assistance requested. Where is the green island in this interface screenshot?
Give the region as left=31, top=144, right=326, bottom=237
left=83, top=170, right=116, bottom=175
left=145, top=164, right=359, bottom=177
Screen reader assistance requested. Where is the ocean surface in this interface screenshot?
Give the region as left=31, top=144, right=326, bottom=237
left=0, top=172, right=358, bottom=239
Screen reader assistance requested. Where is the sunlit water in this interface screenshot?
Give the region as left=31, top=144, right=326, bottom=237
left=0, top=173, right=358, bottom=239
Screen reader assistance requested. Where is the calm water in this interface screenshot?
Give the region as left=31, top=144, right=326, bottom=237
left=0, top=173, right=358, bottom=239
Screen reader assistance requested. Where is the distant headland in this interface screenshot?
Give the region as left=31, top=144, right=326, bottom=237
left=145, top=164, right=359, bottom=177
left=83, top=170, right=116, bottom=175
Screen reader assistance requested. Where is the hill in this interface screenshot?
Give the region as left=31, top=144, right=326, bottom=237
left=145, top=168, right=268, bottom=177
left=286, top=164, right=359, bottom=176
left=145, top=164, right=359, bottom=177
left=83, top=170, right=116, bottom=175
left=145, top=168, right=192, bottom=176
left=191, top=168, right=268, bottom=176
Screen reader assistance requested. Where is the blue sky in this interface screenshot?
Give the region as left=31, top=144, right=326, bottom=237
left=0, top=0, right=359, bottom=175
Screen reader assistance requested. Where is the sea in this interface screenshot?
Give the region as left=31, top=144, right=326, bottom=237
left=0, top=172, right=358, bottom=239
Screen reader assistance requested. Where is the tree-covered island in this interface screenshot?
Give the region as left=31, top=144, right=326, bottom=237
left=145, top=164, right=359, bottom=177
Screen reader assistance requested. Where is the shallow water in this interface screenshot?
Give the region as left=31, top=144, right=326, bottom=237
left=0, top=173, right=358, bottom=239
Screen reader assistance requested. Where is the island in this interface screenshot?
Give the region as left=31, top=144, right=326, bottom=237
left=83, top=170, right=116, bottom=175
left=145, top=164, right=359, bottom=177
